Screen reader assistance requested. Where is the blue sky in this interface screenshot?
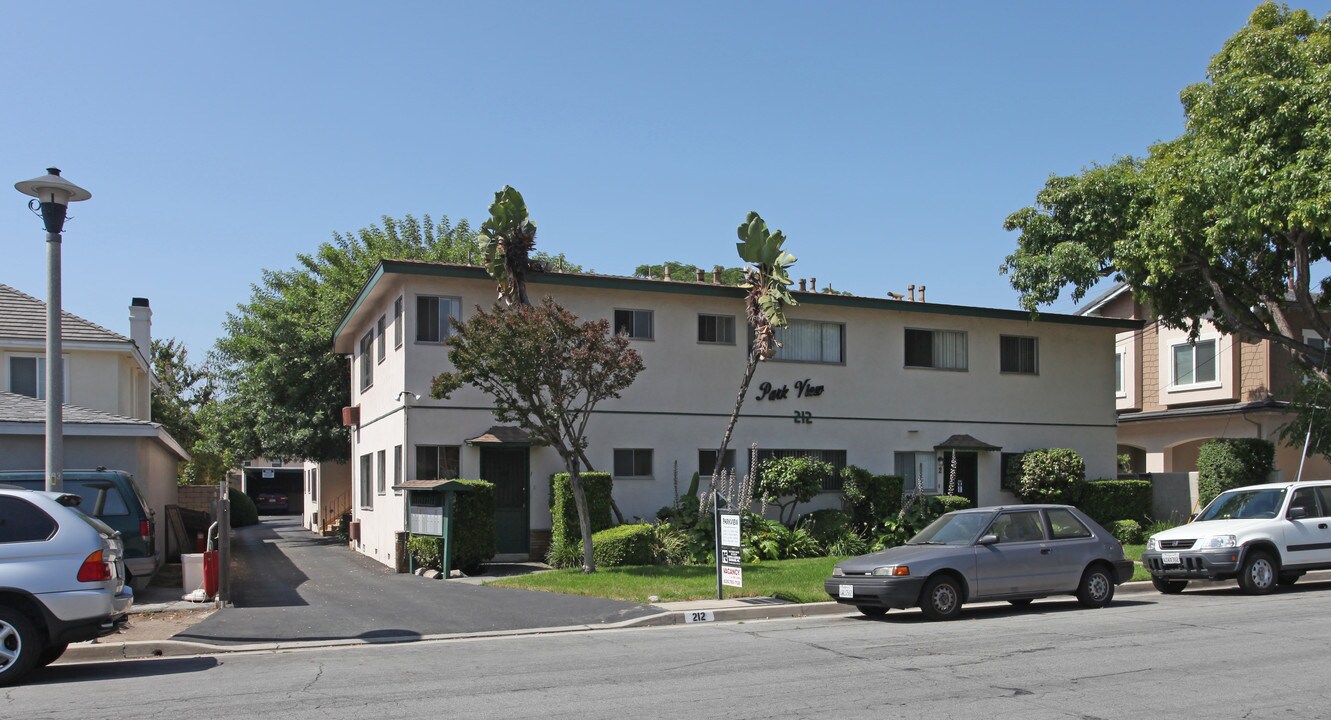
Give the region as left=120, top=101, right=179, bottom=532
left=4, top=1, right=1328, bottom=360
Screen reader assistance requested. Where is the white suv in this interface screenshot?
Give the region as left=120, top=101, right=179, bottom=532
left=0, top=486, right=133, bottom=686
left=1142, top=480, right=1331, bottom=595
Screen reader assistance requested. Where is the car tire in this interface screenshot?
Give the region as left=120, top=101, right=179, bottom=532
left=0, top=606, right=42, bottom=688
left=1008, top=599, right=1033, bottom=607
left=1076, top=565, right=1115, bottom=608
left=857, top=606, right=888, bottom=617
left=35, top=643, right=67, bottom=668
left=1238, top=550, right=1277, bottom=595
left=1151, top=576, right=1188, bottom=594
left=918, top=575, right=962, bottom=621
left=1278, top=572, right=1301, bottom=587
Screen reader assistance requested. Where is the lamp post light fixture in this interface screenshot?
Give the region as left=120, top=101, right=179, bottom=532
left=15, top=168, right=92, bottom=492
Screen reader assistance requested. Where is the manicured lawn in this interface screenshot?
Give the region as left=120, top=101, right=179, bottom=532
left=1124, top=544, right=1152, bottom=582
left=486, top=557, right=845, bottom=604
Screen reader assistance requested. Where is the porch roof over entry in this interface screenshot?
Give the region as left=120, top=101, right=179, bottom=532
left=934, top=434, right=1002, bottom=452
left=465, top=426, right=533, bottom=446
left=392, top=479, right=473, bottom=492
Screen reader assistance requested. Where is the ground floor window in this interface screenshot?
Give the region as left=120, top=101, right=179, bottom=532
left=416, top=445, right=460, bottom=481
left=614, top=448, right=654, bottom=478
left=698, top=449, right=737, bottom=479
left=894, top=451, right=938, bottom=494
left=754, top=449, right=847, bottom=492
left=359, top=454, right=373, bottom=509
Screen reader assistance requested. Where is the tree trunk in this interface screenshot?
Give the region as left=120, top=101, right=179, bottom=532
left=566, top=456, right=596, bottom=573
left=713, top=348, right=760, bottom=491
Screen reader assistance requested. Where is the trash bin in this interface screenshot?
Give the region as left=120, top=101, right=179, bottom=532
left=182, top=552, right=205, bottom=593
left=203, top=550, right=219, bottom=598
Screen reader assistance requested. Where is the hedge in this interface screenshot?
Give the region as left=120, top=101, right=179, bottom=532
left=1017, top=448, right=1085, bottom=504
left=1076, top=479, right=1152, bottom=529
left=1198, top=438, right=1274, bottom=506
left=229, top=486, right=259, bottom=527
left=840, top=468, right=903, bottom=529
left=406, top=479, right=496, bottom=574
left=548, top=471, right=614, bottom=567
left=795, top=508, right=853, bottom=548
left=591, top=524, right=656, bottom=567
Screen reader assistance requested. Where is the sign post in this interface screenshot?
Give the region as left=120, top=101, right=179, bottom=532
left=715, top=489, right=742, bottom=599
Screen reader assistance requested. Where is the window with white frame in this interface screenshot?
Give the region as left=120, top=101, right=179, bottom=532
left=376, top=315, right=387, bottom=363
left=359, top=330, right=374, bottom=391
left=772, top=320, right=844, bottom=363
left=1115, top=350, right=1126, bottom=397
left=895, top=451, right=938, bottom=493
left=613, top=449, right=653, bottom=478
left=359, top=453, right=373, bottom=510
left=697, top=314, right=736, bottom=345
left=417, top=296, right=462, bottom=343
left=393, top=445, right=403, bottom=493
left=393, top=296, right=404, bottom=348
left=7, top=354, right=69, bottom=400
left=376, top=450, right=387, bottom=495
left=416, top=445, right=460, bottom=480
left=1172, top=338, right=1217, bottom=387
left=999, top=335, right=1038, bottom=374
left=614, top=309, right=653, bottom=340
left=904, top=328, right=967, bottom=370
left=310, top=468, right=318, bottom=501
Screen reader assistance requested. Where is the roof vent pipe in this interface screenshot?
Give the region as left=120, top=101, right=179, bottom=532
left=798, top=279, right=807, bottom=292
left=712, top=267, right=721, bottom=284
left=663, top=264, right=672, bottom=281
left=919, top=285, right=926, bottom=302
left=695, top=269, right=705, bottom=282
left=810, top=278, right=817, bottom=292
left=908, top=284, right=915, bottom=302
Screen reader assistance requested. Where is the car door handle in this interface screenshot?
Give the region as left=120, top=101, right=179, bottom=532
left=1040, top=548, right=1052, bottom=555
left=1319, top=523, right=1328, bottom=530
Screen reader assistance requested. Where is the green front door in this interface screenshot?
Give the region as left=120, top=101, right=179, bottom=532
left=480, top=447, right=530, bottom=556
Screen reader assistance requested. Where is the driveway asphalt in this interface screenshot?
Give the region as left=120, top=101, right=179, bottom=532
left=172, top=516, right=657, bottom=645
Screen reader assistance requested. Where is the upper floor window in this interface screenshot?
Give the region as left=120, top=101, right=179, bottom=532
left=359, top=330, right=374, bottom=391
left=904, top=328, right=967, bottom=370
left=614, top=309, right=653, bottom=340
left=7, top=355, right=69, bottom=400
left=1172, top=338, right=1217, bottom=387
left=417, top=296, right=462, bottom=344
left=698, top=314, right=736, bottom=345
left=1000, top=335, right=1038, bottom=374
left=772, top=320, right=844, bottom=364
left=393, top=296, right=404, bottom=348
left=1114, top=350, right=1125, bottom=397
left=376, top=316, right=387, bottom=363
left=613, top=448, right=654, bottom=478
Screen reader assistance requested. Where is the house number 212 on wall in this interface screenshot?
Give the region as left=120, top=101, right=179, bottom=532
left=793, top=411, right=813, bottom=424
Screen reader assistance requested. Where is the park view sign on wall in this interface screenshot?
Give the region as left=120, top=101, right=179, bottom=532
left=755, top=378, right=824, bottom=425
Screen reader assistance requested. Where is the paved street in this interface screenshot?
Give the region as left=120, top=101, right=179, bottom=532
left=15, top=577, right=1331, bottom=718
left=173, top=517, right=656, bottom=644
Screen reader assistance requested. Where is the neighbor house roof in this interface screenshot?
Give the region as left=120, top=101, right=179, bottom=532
left=0, top=391, right=189, bottom=460
left=0, top=284, right=131, bottom=345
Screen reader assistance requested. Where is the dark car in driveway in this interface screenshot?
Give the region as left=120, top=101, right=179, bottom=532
left=826, top=504, right=1134, bottom=620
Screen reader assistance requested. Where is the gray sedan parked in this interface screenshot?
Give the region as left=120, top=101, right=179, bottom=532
left=825, top=505, right=1134, bottom=620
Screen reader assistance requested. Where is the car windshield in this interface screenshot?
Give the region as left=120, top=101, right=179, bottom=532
left=908, top=512, right=992, bottom=545
left=1196, top=488, right=1287, bottom=521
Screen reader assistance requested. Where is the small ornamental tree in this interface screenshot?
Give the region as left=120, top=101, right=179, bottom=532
left=430, top=298, right=644, bottom=573
left=1016, top=448, right=1085, bottom=504
left=757, top=455, right=832, bottom=525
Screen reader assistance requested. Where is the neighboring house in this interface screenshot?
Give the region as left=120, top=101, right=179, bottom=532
left=332, top=260, right=1138, bottom=569
left=0, top=283, right=187, bottom=553
left=1076, top=282, right=1331, bottom=481
left=301, top=460, right=351, bottom=535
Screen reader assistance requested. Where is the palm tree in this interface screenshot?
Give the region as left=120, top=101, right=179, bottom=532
left=479, top=186, right=539, bottom=306
left=712, top=212, right=798, bottom=489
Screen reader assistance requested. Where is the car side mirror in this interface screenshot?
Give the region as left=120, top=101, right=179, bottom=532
left=1288, top=506, right=1310, bottom=520
left=977, top=534, right=999, bottom=546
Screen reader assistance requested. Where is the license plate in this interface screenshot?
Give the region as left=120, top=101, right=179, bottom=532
left=839, top=584, right=854, bottom=599
left=1162, top=552, right=1181, bottom=565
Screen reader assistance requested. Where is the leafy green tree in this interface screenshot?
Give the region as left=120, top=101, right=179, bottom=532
left=479, top=186, right=541, bottom=306
left=430, top=298, right=645, bottom=572
left=1003, top=3, right=1331, bottom=372
left=1017, top=448, right=1085, bottom=505
left=150, top=338, right=232, bottom=484
left=756, top=455, right=831, bottom=525
left=211, top=214, right=477, bottom=462
left=634, top=262, right=745, bottom=285
left=712, top=212, right=798, bottom=480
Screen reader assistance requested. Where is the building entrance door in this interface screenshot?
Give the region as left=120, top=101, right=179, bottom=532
left=938, top=450, right=979, bottom=507
left=480, top=447, right=530, bottom=557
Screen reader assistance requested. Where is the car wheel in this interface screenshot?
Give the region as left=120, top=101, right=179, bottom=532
left=1076, top=565, right=1115, bottom=608
left=918, top=575, right=962, bottom=621
left=1151, top=576, right=1188, bottom=594
left=857, top=606, right=888, bottom=617
left=1238, top=550, right=1277, bottom=595
left=1008, top=599, right=1033, bottom=607
left=1278, top=572, right=1301, bottom=587
left=35, top=643, right=67, bottom=668
left=0, top=607, right=42, bottom=687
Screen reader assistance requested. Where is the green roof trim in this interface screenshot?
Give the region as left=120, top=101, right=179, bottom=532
left=334, top=259, right=1142, bottom=343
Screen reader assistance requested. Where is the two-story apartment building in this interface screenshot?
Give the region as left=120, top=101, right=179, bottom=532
left=331, top=260, right=1138, bottom=569
left=1077, top=282, right=1331, bottom=481
left=0, top=283, right=187, bottom=554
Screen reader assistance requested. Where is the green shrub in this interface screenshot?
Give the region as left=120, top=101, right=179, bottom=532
left=796, top=508, right=853, bottom=548
left=1017, top=448, right=1085, bottom=504
left=407, top=535, right=444, bottom=569
left=930, top=494, right=973, bottom=515
left=452, top=479, right=496, bottom=574
left=825, top=529, right=870, bottom=557
left=741, top=513, right=823, bottom=561
left=548, top=472, right=614, bottom=568
left=1197, top=438, right=1275, bottom=506
left=591, top=524, right=657, bottom=567
left=1076, top=479, right=1152, bottom=528
left=1111, top=519, right=1143, bottom=545
left=840, top=468, right=903, bottom=531
left=757, top=456, right=833, bottom=525
left=650, top=523, right=692, bottom=565
left=229, top=487, right=258, bottom=527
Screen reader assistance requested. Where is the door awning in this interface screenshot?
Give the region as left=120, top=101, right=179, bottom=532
left=933, top=434, right=1002, bottom=452
left=464, top=426, right=533, bottom=446
left=392, top=479, right=473, bottom=492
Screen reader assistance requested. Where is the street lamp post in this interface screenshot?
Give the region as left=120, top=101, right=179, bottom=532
left=15, top=168, right=91, bottom=492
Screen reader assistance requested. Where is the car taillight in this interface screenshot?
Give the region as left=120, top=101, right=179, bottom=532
left=77, top=550, right=111, bottom=582
left=140, top=519, right=152, bottom=541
